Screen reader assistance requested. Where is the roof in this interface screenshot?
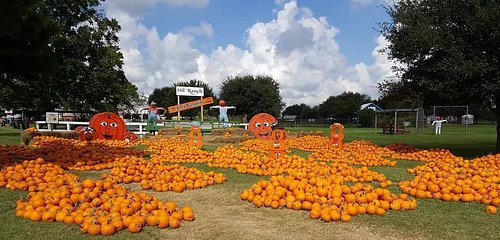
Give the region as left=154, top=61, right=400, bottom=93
left=360, top=103, right=384, bottom=111
left=376, top=108, right=419, bottom=113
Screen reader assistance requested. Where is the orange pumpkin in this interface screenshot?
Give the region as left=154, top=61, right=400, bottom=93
left=79, top=127, right=97, bottom=141
left=188, top=126, right=203, bottom=148
left=329, top=123, right=344, bottom=149
left=125, top=131, right=137, bottom=142
left=89, top=112, right=127, bottom=140
left=249, top=113, right=277, bottom=139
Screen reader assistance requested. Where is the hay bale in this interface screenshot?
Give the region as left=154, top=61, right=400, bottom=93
left=21, top=131, right=79, bottom=145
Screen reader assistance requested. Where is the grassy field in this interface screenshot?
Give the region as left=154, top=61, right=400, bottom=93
left=0, top=125, right=499, bottom=240
left=0, top=127, right=22, bottom=145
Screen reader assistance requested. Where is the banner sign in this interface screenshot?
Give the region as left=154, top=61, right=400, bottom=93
left=176, top=86, right=204, bottom=97
left=46, top=112, right=59, bottom=124
left=168, top=97, right=214, bottom=113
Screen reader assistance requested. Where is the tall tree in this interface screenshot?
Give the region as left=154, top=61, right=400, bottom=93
left=380, top=0, right=500, bottom=152
left=0, top=0, right=138, bottom=112
left=148, top=79, right=214, bottom=118
left=318, top=92, right=371, bottom=124
left=282, top=104, right=312, bottom=119
left=219, top=75, right=284, bottom=118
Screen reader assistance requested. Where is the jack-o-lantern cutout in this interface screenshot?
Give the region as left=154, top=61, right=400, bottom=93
left=89, top=112, right=127, bottom=140
left=125, top=131, right=137, bottom=142
left=79, top=127, right=97, bottom=141
left=249, top=113, right=277, bottom=140
left=269, top=129, right=287, bottom=158
left=188, top=125, right=203, bottom=148
left=74, top=126, right=85, bottom=133
left=329, top=123, right=344, bottom=149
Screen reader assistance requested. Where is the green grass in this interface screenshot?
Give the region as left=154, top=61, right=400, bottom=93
left=0, top=127, right=22, bottom=145
left=289, top=124, right=497, bottom=159
left=0, top=125, right=499, bottom=239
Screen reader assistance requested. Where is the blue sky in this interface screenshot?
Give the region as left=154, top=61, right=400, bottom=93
left=141, top=0, right=390, bottom=64
left=106, top=0, right=397, bottom=106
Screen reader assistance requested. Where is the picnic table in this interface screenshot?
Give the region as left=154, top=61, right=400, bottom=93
left=382, top=125, right=410, bottom=135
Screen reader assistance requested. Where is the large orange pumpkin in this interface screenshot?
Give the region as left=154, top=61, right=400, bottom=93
left=249, top=113, right=277, bottom=139
left=89, top=112, right=127, bottom=140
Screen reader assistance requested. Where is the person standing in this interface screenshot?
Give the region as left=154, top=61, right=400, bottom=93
left=210, top=100, right=235, bottom=127
left=432, top=117, right=447, bottom=135
left=141, top=102, right=165, bottom=135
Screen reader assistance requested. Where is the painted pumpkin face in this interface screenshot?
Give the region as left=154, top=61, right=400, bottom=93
left=329, top=123, right=344, bottom=149
left=188, top=126, right=203, bottom=148
left=89, top=112, right=127, bottom=140
left=79, top=127, right=97, bottom=141
left=249, top=113, right=277, bottom=139
left=269, top=129, right=287, bottom=158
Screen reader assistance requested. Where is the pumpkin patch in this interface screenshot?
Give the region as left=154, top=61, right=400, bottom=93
left=1, top=128, right=499, bottom=237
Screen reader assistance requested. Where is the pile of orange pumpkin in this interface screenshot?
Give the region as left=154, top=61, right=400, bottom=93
left=29, top=136, right=145, bottom=170
left=399, top=153, right=500, bottom=214
left=0, top=158, right=79, bottom=191
left=310, top=140, right=396, bottom=166
left=103, top=155, right=226, bottom=192
left=0, top=157, right=195, bottom=235
left=238, top=139, right=274, bottom=152
left=15, top=177, right=194, bottom=235
left=241, top=174, right=417, bottom=222
left=387, top=143, right=460, bottom=162
left=209, top=145, right=392, bottom=187
left=286, top=135, right=330, bottom=151
left=136, top=138, right=213, bottom=164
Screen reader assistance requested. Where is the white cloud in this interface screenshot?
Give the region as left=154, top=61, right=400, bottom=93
left=106, top=0, right=209, bottom=16
left=107, top=0, right=397, bottom=107
left=351, top=0, right=374, bottom=8
left=181, top=21, right=213, bottom=38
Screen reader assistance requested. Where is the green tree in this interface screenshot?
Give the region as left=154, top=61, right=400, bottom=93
left=377, top=80, right=417, bottom=109
left=358, top=109, right=375, bottom=128
left=148, top=79, right=214, bottom=118
left=0, top=0, right=137, bottom=112
left=380, top=0, right=500, bottom=152
left=282, top=104, right=312, bottom=119
left=318, top=92, right=371, bottom=125
left=219, top=75, right=284, bottom=118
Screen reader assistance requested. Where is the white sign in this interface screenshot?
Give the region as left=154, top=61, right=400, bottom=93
left=46, top=112, right=59, bottom=124
left=176, top=86, right=204, bottom=97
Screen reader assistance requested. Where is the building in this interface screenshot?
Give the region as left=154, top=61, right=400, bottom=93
left=360, top=103, right=384, bottom=112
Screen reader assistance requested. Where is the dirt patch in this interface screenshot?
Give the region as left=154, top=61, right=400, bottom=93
left=123, top=177, right=428, bottom=240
